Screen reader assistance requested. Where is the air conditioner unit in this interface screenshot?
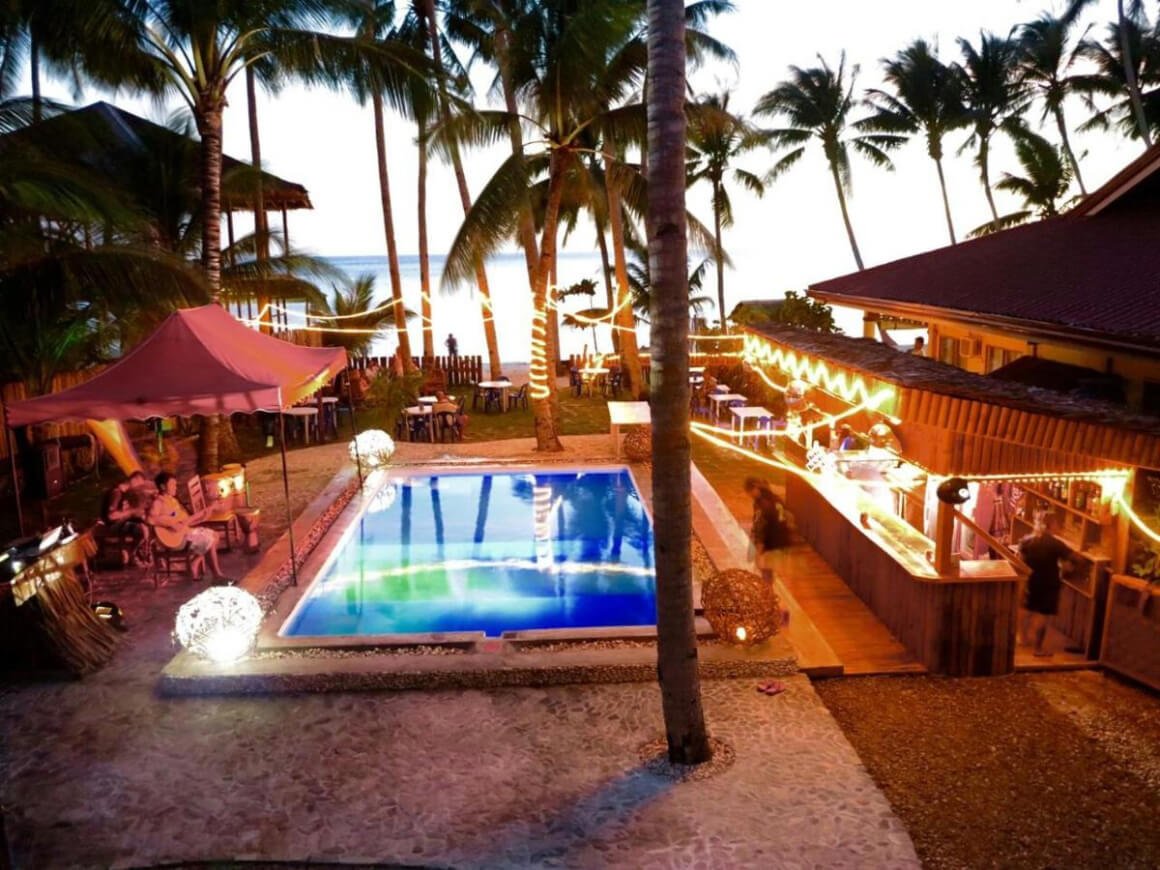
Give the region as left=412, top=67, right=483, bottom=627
left=958, top=337, right=983, bottom=358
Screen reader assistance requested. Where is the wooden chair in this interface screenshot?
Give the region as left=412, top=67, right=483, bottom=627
left=187, top=475, right=238, bottom=552
left=150, top=534, right=194, bottom=582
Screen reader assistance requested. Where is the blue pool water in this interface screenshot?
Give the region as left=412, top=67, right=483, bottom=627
left=280, top=469, right=656, bottom=638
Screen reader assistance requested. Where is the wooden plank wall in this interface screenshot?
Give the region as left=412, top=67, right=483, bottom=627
left=787, top=474, right=1018, bottom=676
left=1, top=369, right=108, bottom=461
left=896, top=386, right=1160, bottom=470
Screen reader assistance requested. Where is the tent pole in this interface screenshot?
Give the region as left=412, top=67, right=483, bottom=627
left=1, top=391, right=24, bottom=537
left=349, top=379, right=364, bottom=489
left=277, top=412, right=298, bottom=586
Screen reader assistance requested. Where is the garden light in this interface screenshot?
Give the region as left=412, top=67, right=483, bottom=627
left=175, top=587, right=263, bottom=664
left=349, top=430, right=395, bottom=469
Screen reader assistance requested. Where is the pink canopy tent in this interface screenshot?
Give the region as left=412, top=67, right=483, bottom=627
left=2, top=305, right=350, bottom=580
left=7, top=304, right=346, bottom=426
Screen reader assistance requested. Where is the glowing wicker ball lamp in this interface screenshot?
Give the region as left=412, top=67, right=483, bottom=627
left=622, top=427, right=652, bottom=462
left=701, top=568, right=783, bottom=645
left=174, top=587, right=263, bottom=664
left=349, top=429, right=395, bottom=470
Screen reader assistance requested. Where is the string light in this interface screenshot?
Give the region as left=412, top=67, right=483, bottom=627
left=1115, top=493, right=1160, bottom=545
left=529, top=294, right=551, bottom=400
left=742, top=333, right=897, bottom=409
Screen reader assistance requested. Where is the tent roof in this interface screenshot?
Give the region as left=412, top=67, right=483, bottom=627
left=7, top=305, right=346, bottom=426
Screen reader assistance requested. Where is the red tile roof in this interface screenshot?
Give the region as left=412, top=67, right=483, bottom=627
left=808, top=144, right=1160, bottom=346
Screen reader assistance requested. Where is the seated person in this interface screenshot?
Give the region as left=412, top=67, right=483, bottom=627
left=148, top=472, right=228, bottom=582
left=100, top=470, right=152, bottom=565
left=433, top=390, right=469, bottom=438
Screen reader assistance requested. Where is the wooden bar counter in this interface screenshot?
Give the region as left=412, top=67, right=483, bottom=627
left=787, top=473, right=1020, bottom=676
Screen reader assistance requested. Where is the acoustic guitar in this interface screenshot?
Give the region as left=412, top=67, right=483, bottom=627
left=152, top=497, right=192, bottom=550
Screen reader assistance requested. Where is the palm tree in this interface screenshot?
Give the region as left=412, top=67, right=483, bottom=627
left=969, top=129, right=1073, bottom=237
left=1070, top=0, right=1155, bottom=146
left=865, top=39, right=968, bottom=245
left=647, top=0, right=711, bottom=766
left=686, top=91, right=766, bottom=326
left=958, top=31, right=1029, bottom=224
left=1077, top=9, right=1160, bottom=144
left=755, top=53, right=904, bottom=270
left=1018, top=12, right=1094, bottom=195
left=421, top=0, right=504, bottom=379
left=309, top=274, right=400, bottom=355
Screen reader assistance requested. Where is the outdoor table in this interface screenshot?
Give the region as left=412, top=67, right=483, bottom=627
left=607, top=401, right=651, bottom=458
left=403, top=405, right=435, bottom=442
left=282, top=406, right=319, bottom=444
left=689, top=365, right=706, bottom=375
left=477, top=381, right=510, bottom=413
left=708, top=392, right=746, bottom=423
left=730, top=405, right=775, bottom=447
left=578, top=367, right=609, bottom=397
left=418, top=395, right=456, bottom=406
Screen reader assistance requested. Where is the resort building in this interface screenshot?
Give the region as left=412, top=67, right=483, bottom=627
left=806, top=143, right=1160, bottom=416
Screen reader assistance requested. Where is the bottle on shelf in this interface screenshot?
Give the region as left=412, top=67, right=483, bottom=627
left=1075, top=483, right=1087, bottom=512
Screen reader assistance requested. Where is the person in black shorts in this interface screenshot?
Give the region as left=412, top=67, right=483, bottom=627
left=100, top=470, right=152, bottom=565
left=745, top=477, right=792, bottom=583
left=1017, top=514, right=1072, bottom=657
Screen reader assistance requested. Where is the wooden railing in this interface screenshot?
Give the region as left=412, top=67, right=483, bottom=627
left=349, top=354, right=483, bottom=387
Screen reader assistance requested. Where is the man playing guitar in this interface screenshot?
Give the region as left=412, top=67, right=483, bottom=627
left=149, top=472, right=229, bottom=582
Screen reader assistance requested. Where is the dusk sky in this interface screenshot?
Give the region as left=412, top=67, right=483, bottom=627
left=37, top=0, right=1142, bottom=305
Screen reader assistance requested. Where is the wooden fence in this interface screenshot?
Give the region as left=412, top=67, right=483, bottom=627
left=349, top=355, right=483, bottom=387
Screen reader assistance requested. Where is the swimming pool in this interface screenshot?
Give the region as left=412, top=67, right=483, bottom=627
left=279, top=468, right=656, bottom=638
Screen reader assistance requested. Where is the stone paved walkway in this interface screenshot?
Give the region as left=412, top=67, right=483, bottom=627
left=1, top=574, right=918, bottom=869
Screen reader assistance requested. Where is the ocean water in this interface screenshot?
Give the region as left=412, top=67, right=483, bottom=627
left=320, top=251, right=865, bottom=362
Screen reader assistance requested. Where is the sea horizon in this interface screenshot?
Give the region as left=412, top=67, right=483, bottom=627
left=319, top=251, right=867, bottom=362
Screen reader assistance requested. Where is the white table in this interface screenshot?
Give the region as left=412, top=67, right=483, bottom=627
left=403, top=405, right=435, bottom=442
left=708, top=392, right=746, bottom=422
left=730, top=406, right=775, bottom=447
left=282, top=406, right=319, bottom=443
left=418, top=395, right=456, bottom=406
left=578, top=367, right=610, bottom=397
left=608, top=401, right=651, bottom=458
left=689, top=366, right=706, bottom=375
left=477, top=381, right=510, bottom=412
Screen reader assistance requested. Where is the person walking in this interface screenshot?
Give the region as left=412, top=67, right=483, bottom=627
left=445, top=333, right=459, bottom=357
left=1017, top=513, right=1072, bottom=657
left=744, top=477, right=792, bottom=582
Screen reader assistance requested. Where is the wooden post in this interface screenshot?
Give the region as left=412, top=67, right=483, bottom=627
left=934, top=499, right=956, bottom=576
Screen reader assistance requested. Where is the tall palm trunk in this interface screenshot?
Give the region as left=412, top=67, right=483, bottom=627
left=827, top=160, right=865, bottom=270
left=1052, top=107, right=1086, bottom=195
left=978, top=134, right=1000, bottom=223
left=932, top=152, right=957, bottom=245
left=417, top=115, right=435, bottom=359
left=1118, top=0, right=1153, bottom=146
left=246, top=67, right=274, bottom=333
left=647, top=0, right=711, bottom=766
left=29, top=34, right=41, bottom=123
left=711, top=179, right=727, bottom=328
left=603, top=150, right=644, bottom=397
left=594, top=220, right=620, bottom=354
left=196, top=100, right=226, bottom=474
left=530, top=148, right=567, bottom=452
left=372, top=90, right=415, bottom=369
left=424, top=0, right=502, bottom=378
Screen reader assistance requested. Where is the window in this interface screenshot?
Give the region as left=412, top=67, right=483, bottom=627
left=938, top=336, right=961, bottom=367
left=985, top=346, right=1019, bottom=373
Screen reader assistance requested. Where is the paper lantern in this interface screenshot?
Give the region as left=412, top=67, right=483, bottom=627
left=175, top=587, right=263, bottom=664
left=349, top=429, right=395, bottom=469
left=701, top=568, right=782, bottom=646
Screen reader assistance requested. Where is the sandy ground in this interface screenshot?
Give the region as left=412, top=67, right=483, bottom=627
left=815, top=671, right=1160, bottom=869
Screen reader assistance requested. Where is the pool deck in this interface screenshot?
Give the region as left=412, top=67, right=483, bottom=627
left=2, top=435, right=919, bottom=868
left=162, top=440, right=802, bottom=695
